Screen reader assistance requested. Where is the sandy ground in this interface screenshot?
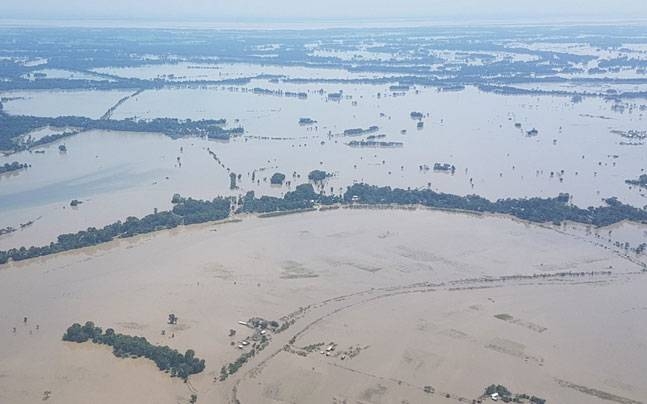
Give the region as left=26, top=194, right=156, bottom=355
left=0, top=208, right=645, bottom=404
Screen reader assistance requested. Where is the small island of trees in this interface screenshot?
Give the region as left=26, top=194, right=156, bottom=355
left=63, top=321, right=205, bottom=380
left=0, top=161, right=29, bottom=174
left=308, top=169, right=331, bottom=183
left=298, top=117, right=317, bottom=125
left=270, top=172, right=286, bottom=185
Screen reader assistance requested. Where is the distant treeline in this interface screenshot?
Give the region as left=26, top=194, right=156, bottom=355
left=63, top=321, right=205, bottom=380
left=0, top=112, right=242, bottom=151
left=3, top=26, right=647, bottom=102
left=1, top=183, right=646, bottom=264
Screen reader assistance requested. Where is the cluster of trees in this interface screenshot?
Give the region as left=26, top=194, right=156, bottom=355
left=171, top=196, right=231, bottom=224
left=308, top=169, right=331, bottom=182
left=239, top=183, right=339, bottom=213
left=343, top=184, right=647, bottom=227
left=299, top=117, right=316, bottom=125
left=229, top=172, right=237, bottom=189
left=63, top=321, right=205, bottom=380
left=626, top=174, right=647, bottom=188
left=433, top=163, right=456, bottom=173
left=0, top=161, right=29, bottom=174
left=0, top=112, right=241, bottom=152
left=270, top=172, right=286, bottom=185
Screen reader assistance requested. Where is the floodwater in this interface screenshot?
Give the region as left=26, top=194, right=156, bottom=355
left=0, top=208, right=645, bottom=404
left=1, top=65, right=647, bottom=249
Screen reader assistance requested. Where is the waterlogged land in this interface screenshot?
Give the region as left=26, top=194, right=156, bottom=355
left=1, top=24, right=647, bottom=404
left=1, top=27, right=646, bottom=250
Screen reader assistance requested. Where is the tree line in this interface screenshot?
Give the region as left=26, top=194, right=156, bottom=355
left=2, top=183, right=646, bottom=265
left=0, top=196, right=230, bottom=264
left=344, top=184, right=647, bottom=227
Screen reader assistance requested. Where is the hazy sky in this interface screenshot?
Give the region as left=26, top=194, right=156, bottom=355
left=2, top=0, right=646, bottom=22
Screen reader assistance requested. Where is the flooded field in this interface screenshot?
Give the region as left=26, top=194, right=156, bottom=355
left=2, top=73, right=647, bottom=249
left=0, top=209, right=645, bottom=404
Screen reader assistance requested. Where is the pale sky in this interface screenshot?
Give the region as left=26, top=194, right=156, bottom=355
left=1, top=0, right=646, bottom=22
